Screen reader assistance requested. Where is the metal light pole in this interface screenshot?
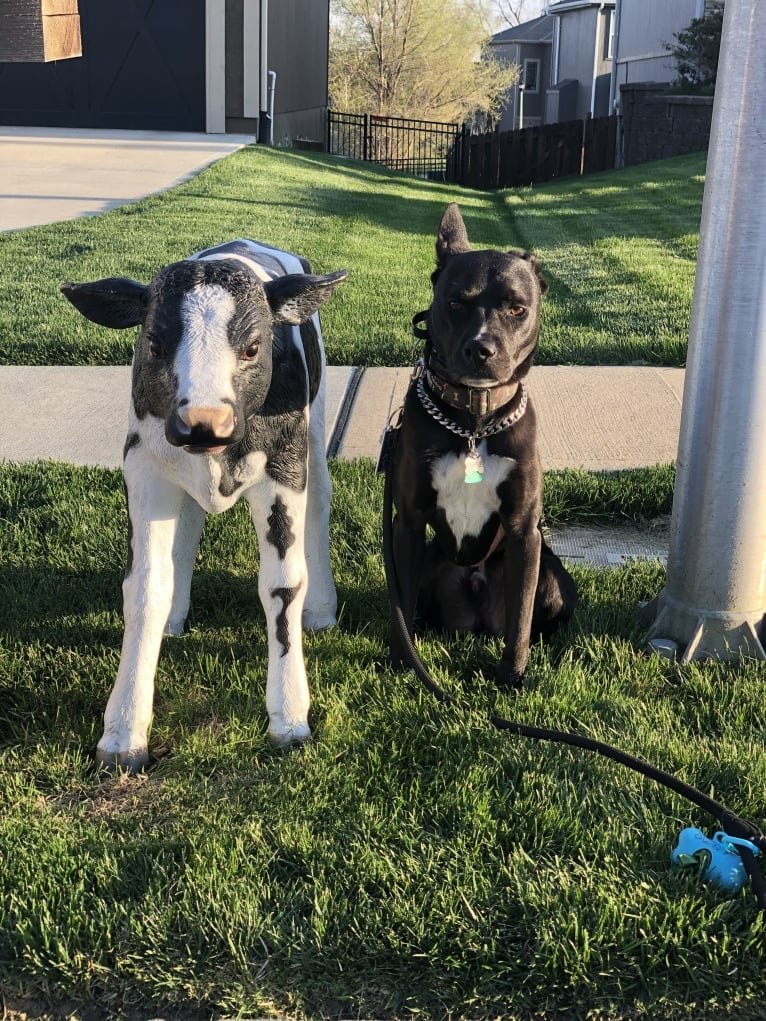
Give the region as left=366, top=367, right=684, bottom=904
left=642, top=0, right=766, bottom=662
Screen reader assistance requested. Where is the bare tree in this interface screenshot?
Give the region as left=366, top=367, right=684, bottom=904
left=494, top=0, right=546, bottom=27
left=329, top=0, right=518, bottom=124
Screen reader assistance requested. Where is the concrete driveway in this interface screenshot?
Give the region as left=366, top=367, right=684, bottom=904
left=0, top=125, right=255, bottom=231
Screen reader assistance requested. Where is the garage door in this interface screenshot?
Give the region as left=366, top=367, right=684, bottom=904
left=0, top=0, right=206, bottom=131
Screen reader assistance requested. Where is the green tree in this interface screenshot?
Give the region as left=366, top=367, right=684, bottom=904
left=666, top=1, right=724, bottom=91
left=329, top=0, right=518, bottom=123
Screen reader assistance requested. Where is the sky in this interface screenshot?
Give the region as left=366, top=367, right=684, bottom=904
left=491, top=0, right=547, bottom=27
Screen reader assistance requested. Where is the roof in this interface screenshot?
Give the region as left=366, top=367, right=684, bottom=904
left=489, top=14, right=553, bottom=46
left=546, top=0, right=615, bottom=11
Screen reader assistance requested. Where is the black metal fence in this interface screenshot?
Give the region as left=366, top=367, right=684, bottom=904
left=327, top=110, right=461, bottom=179
left=327, top=109, right=617, bottom=188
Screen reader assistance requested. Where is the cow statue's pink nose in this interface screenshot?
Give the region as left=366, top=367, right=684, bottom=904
left=177, top=405, right=235, bottom=438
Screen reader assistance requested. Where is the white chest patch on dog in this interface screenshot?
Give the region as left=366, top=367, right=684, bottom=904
left=430, top=445, right=516, bottom=546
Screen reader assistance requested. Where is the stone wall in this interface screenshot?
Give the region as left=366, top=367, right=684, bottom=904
left=619, top=83, right=713, bottom=166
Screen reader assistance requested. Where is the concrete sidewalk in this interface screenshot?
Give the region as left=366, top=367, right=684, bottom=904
left=0, top=363, right=683, bottom=472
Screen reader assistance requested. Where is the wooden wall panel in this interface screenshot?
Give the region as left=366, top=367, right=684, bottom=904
left=0, top=0, right=81, bottom=62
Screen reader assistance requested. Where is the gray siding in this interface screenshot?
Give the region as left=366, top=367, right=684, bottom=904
left=225, top=0, right=329, bottom=141
left=491, top=41, right=521, bottom=130
left=492, top=40, right=550, bottom=130
left=555, top=6, right=613, bottom=120
left=614, top=0, right=705, bottom=91
left=269, top=0, right=328, bottom=141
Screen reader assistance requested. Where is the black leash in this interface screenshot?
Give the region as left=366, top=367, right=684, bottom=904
left=381, top=427, right=766, bottom=911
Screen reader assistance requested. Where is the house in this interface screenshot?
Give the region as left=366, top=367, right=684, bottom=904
left=488, top=1, right=615, bottom=127
left=614, top=0, right=722, bottom=165
left=547, top=0, right=616, bottom=122
left=489, top=0, right=718, bottom=129
left=486, top=16, right=553, bottom=130
left=609, top=0, right=716, bottom=111
left=0, top=0, right=329, bottom=142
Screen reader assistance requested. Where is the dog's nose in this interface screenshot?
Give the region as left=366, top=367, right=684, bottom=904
left=464, top=336, right=496, bottom=365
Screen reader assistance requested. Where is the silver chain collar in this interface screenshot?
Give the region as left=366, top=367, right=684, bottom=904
left=416, top=373, right=528, bottom=455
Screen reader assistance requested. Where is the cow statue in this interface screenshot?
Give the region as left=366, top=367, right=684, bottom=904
left=61, top=240, right=348, bottom=771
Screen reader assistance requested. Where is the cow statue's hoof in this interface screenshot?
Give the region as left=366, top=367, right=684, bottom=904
left=269, top=722, right=311, bottom=750
left=95, top=745, right=150, bottom=774
left=302, top=609, right=336, bottom=631
left=164, top=617, right=187, bottom=637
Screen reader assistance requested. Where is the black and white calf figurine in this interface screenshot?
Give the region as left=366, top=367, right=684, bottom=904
left=61, top=240, right=348, bottom=771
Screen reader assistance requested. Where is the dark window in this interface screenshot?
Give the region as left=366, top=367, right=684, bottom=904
left=523, top=58, right=539, bottom=93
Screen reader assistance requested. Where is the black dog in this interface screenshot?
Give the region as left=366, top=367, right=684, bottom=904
left=387, top=203, right=577, bottom=688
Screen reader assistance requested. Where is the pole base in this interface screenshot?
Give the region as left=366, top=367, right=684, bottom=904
left=639, top=589, right=766, bottom=663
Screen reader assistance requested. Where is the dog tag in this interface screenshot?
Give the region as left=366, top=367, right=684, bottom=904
left=464, top=449, right=485, bottom=484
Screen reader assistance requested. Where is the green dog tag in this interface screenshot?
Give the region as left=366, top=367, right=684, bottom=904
left=464, top=451, right=485, bottom=484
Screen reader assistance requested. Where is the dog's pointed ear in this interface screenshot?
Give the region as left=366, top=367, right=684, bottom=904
left=520, top=251, right=548, bottom=295
left=436, top=203, right=472, bottom=268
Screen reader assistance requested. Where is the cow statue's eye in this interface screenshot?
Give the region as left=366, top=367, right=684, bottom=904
left=242, top=340, right=260, bottom=361
left=148, top=337, right=167, bottom=359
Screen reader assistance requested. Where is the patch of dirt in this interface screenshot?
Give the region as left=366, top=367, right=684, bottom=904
left=1, top=994, right=214, bottom=1021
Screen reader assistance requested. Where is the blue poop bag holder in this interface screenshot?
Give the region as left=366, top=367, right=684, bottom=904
left=672, top=827, right=762, bottom=895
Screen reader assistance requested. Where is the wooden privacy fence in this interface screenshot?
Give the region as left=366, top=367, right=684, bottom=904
left=327, top=109, right=618, bottom=189
left=457, top=116, right=618, bottom=189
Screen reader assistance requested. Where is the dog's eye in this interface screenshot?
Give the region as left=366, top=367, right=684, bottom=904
left=241, top=340, right=260, bottom=360
left=508, top=305, right=527, bottom=318
left=448, top=300, right=465, bottom=311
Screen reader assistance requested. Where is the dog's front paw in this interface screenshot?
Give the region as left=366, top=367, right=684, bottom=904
left=388, top=620, right=413, bottom=673
left=388, top=647, right=408, bottom=673
left=494, top=661, right=525, bottom=691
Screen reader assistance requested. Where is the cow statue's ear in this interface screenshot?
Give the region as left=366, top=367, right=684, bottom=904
left=265, top=269, right=349, bottom=326
left=60, top=278, right=149, bottom=329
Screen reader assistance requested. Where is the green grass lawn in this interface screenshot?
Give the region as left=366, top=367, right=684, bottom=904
left=3, top=148, right=765, bottom=1019
left=2, top=460, right=765, bottom=1020
left=0, top=147, right=704, bottom=367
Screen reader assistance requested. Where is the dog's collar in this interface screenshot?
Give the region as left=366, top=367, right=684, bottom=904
left=424, top=366, right=522, bottom=417
left=415, top=372, right=528, bottom=484
left=416, top=372, right=528, bottom=442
